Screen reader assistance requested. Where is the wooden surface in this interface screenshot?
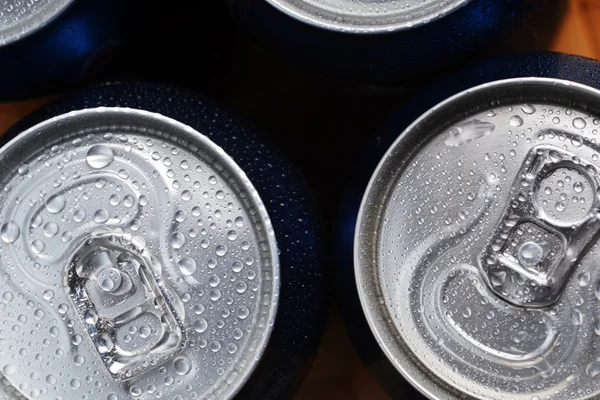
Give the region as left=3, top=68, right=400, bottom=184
left=0, top=2, right=596, bottom=399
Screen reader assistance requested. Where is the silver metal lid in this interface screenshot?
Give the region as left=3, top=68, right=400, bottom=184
left=266, top=0, right=469, bottom=33
left=356, top=78, right=600, bottom=400
left=0, top=108, right=279, bottom=400
left=0, top=0, right=74, bottom=46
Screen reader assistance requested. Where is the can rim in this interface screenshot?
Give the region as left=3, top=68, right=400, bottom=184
left=353, top=77, right=600, bottom=400
left=0, top=0, right=75, bottom=47
left=264, top=0, right=470, bottom=34
left=0, top=107, right=281, bottom=400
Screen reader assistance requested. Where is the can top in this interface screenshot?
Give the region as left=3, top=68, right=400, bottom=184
left=356, top=78, right=600, bottom=400
left=266, top=0, right=469, bottom=33
left=0, top=107, right=279, bottom=400
left=0, top=0, right=75, bottom=46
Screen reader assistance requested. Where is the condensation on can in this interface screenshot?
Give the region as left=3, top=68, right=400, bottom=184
left=0, top=108, right=279, bottom=400
left=356, top=78, right=600, bottom=400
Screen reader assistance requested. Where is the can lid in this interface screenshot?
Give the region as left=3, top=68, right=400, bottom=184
left=356, top=78, right=600, bottom=400
left=0, top=0, right=75, bottom=47
left=0, top=108, right=279, bottom=400
left=265, top=0, right=469, bottom=33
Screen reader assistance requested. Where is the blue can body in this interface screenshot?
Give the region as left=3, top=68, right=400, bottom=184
left=0, top=0, right=142, bottom=101
left=230, top=0, right=565, bottom=85
left=4, top=82, right=329, bottom=400
left=336, top=52, right=600, bottom=399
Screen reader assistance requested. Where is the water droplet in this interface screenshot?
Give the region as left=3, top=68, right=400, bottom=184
left=173, top=356, right=192, bottom=375
left=46, top=195, right=66, bottom=214
left=462, top=307, right=471, bottom=318
left=123, top=195, right=135, bottom=208
left=573, top=181, right=585, bottom=193
left=94, top=209, right=109, bottom=223
left=573, top=117, right=587, bottom=129
left=170, top=232, right=185, bottom=249
left=98, top=268, right=122, bottom=292
left=130, top=386, right=142, bottom=397
left=2, top=364, right=16, bottom=376
left=237, top=306, right=249, bottom=319
left=518, top=242, right=543, bottom=267
left=181, top=190, right=192, bottom=201
left=139, top=326, right=151, bottom=338
left=235, top=282, right=247, bottom=293
left=490, top=271, right=506, bottom=286
left=74, top=355, right=85, bottom=365
left=74, top=210, right=85, bottom=222
left=194, top=319, right=208, bottom=333
left=46, top=374, right=57, bottom=384
left=578, top=272, right=591, bottom=287
left=586, top=360, right=600, bottom=377
left=43, top=222, right=58, bottom=237
left=178, top=258, right=196, bottom=276
left=209, top=289, right=221, bottom=301
left=31, top=239, right=45, bottom=254
left=43, top=290, right=54, bottom=301
left=555, top=201, right=566, bottom=212
left=511, top=331, right=528, bottom=344
left=86, top=145, right=114, bottom=169
left=521, top=104, right=536, bottom=114
left=233, top=328, right=243, bottom=340
left=18, top=165, right=29, bottom=175
left=1, top=222, right=19, bottom=243
left=509, top=115, right=523, bottom=127
left=216, top=245, right=227, bottom=256
left=34, top=309, right=45, bottom=319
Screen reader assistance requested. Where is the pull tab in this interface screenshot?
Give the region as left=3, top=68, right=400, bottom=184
left=66, top=232, right=187, bottom=381
left=479, top=145, right=600, bottom=307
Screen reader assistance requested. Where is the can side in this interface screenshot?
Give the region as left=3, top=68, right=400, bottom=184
left=2, top=81, right=329, bottom=400
left=336, top=52, right=600, bottom=400
left=230, top=0, right=558, bottom=85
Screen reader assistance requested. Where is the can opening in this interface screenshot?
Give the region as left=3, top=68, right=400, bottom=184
left=66, top=231, right=187, bottom=381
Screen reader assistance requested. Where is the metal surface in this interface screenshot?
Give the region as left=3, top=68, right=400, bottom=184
left=265, top=0, right=469, bottom=33
left=356, top=78, right=600, bottom=400
left=0, top=107, right=279, bottom=400
left=0, top=0, right=74, bottom=46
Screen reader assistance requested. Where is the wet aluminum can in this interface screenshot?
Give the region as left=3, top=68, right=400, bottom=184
left=0, top=82, right=327, bottom=400
left=0, top=0, right=144, bottom=100
left=337, top=52, right=600, bottom=399
left=229, top=0, right=565, bottom=85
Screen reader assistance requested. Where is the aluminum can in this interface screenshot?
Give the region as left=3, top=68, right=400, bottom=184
left=229, top=0, right=565, bottom=85
left=0, top=82, right=327, bottom=400
left=0, top=0, right=144, bottom=101
left=337, top=52, right=600, bottom=399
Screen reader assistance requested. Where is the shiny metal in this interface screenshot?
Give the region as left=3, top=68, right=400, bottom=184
left=0, top=108, right=279, bottom=400
left=480, top=145, right=600, bottom=308
left=265, top=0, right=469, bottom=33
left=356, top=78, right=600, bottom=400
left=0, top=0, right=75, bottom=46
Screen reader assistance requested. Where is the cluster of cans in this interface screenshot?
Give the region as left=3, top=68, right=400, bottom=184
left=1, top=1, right=599, bottom=400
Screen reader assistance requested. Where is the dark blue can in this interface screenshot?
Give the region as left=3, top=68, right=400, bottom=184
left=337, top=52, right=600, bottom=399
left=0, top=0, right=145, bottom=101
left=0, top=82, right=328, bottom=400
left=230, top=0, right=566, bottom=85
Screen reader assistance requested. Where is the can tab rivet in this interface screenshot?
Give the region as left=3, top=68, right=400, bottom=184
left=66, top=231, right=187, bottom=381
left=479, top=145, right=600, bottom=307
